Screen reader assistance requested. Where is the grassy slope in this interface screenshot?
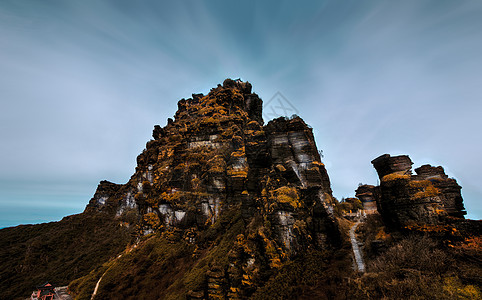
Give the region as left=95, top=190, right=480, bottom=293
left=345, top=215, right=482, bottom=299
left=71, top=206, right=245, bottom=300
left=0, top=212, right=133, bottom=300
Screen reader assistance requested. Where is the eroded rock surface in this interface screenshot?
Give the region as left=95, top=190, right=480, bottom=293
left=370, top=154, right=466, bottom=228
left=78, top=79, right=340, bottom=298
left=414, top=165, right=466, bottom=218
left=355, top=184, right=378, bottom=213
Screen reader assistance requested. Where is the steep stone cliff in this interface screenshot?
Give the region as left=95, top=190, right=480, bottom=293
left=74, top=79, right=340, bottom=299
left=413, top=165, right=466, bottom=219
left=370, top=154, right=466, bottom=228
left=2, top=79, right=481, bottom=300
left=355, top=184, right=378, bottom=213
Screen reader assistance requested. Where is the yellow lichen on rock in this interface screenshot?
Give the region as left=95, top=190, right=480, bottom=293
left=271, top=186, right=300, bottom=209
left=382, top=173, right=410, bottom=181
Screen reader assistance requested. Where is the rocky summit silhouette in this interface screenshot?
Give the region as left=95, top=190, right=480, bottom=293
left=0, top=79, right=480, bottom=300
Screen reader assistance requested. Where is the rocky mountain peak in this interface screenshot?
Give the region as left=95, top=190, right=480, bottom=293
left=80, top=79, right=341, bottom=298
left=83, top=78, right=336, bottom=276
left=2, top=80, right=480, bottom=300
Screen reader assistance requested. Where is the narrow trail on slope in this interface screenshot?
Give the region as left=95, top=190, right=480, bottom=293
left=90, top=253, right=125, bottom=300
left=90, top=241, right=140, bottom=300
left=90, top=274, right=105, bottom=300
left=349, top=221, right=366, bottom=273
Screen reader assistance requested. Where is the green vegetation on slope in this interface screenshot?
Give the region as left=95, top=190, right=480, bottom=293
left=71, top=206, right=245, bottom=300
left=345, top=214, right=482, bottom=299
left=0, top=212, right=133, bottom=300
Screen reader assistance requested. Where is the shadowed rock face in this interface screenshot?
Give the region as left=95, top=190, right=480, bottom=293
left=371, top=154, right=413, bottom=179
left=80, top=79, right=340, bottom=298
left=370, top=154, right=466, bottom=228
left=355, top=185, right=378, bottom=213
left=414, top=165, right=466, bottom=218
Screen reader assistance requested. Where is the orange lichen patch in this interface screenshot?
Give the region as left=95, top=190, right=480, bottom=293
left=312, top=160, right=324, bottom=166
left=247, top=120, right=260, bottom=128
left=275, top=164, right=286, bottom=172
left=231, top=147, right=245, bottom=157
left=235, top=234, right=253, bottom=255
left=265, top=239, right=282, bottom=268
left=409, top=179, right=432, bottom=189
left=143, top=212, right=161, bottom=229
left=256, top=228, right=283, bottom=269
left=198, top=105, right=216, bottom=116
left=246, top=129, right=265, bottom=137
left=208, top=156, right=226, bottom=173
left=375, top=228, right=390, bottom=240
left=241, top=273, right=253, bottom=286
left=449, top=236, right=482, bottom=250
left=443, top=277, right=481, bottom=299
left=220, top=126, right=236, bottom=138
left=145, top=197, right=159, bottom=208
left=217, top=108, right=228, bottom=115
left=309, top=166, right=320, bottom=172
left=381, top=173, right=410, bottom=181
left=227, top=169, right=248, bottom=177
left=161, top=191, right=185, bottom=202
left=200, top=117, right=217, bottom=126
left=412, top=185, right=440, bottom=200
left=271, top=186, right=300, bottom=209
left=435, top=208, right=446, bottom=215
left=405, top=224, right=456, bottom=234
left=211, top=112, right=223, bottom=120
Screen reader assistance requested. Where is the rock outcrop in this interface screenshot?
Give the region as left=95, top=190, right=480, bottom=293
left=3, top=79, right=481, bottom=300
left=370, top=154, right=466, bottom=228
left=371, top=154, right=413, bottom=179
left=76, top=79, right=340, bottom=298
left=414, top=165, right=466, bottom=218
left=355, top=184, right=378, bottom=214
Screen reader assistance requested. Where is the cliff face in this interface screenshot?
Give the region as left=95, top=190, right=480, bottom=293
left=413, top=165, right=466, bottom=219
left=2, top=79, right=481, bottom=300
left=370, top=154, right=466, bottom=228
left=77, top=79, right=339, bottom=298
left=355, top=184, right=378, bottom=213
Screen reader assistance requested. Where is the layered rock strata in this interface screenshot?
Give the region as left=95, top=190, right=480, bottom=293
left=82, top=79, right=339, bottom=298
left=370, top=154, right=466, bottom=228
left=355, top=185, right=378, bottom=214
left=414, top=165, right=466, bottom=218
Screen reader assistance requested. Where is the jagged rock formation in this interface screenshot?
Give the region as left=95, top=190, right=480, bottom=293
left=74, top=79, right=340, bottom=299
left=355, top=185, right=378, bottom=214
left=370, top=154, right=466, bottom=228
left=371, top=154, right=413, bottom=179
left=2, top=79, right=481, bottom=300
left=414, top=165, right=466, bottom=218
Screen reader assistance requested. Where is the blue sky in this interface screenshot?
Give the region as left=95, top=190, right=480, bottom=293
left=1, top=0, right=481, bottom=227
